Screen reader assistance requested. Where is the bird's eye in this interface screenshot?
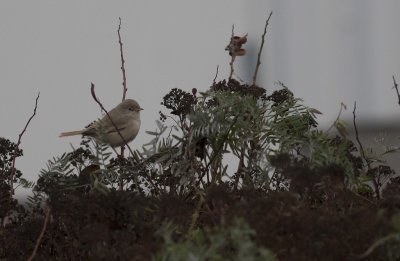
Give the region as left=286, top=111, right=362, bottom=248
left=128, top=107, right=134, bottom=111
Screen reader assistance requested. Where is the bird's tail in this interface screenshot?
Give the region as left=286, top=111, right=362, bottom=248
left=59, top=130, right=84, bottom=137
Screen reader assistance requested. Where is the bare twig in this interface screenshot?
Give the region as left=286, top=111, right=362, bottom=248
left=28, top=202, right=50, bottom=261
left=117, top=17, right=128, bottom=190
left=234, top=147, right=245, bottom=190
left=9, top=93, right=40, bottom=201
left=229, top=25, right=236, bottom=80
left=253, top=11, right=273, bottom=86
left=392, top=75, right=400, bottom=105
left=326, top=102, right=346, bottom=133
left=213, top=65, right=219, bottom=85
left=352, top=101, right=379, bottom=200
left=90, top=83, right=133, bottom=156
left=118, top=17, right=128, bottom=101
left=352, top=102, right=366, bottom=163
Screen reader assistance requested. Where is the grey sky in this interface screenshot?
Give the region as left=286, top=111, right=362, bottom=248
left=1, top=1, right=399, bottom=194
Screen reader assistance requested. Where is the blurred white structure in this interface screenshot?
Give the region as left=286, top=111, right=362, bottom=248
left=239, top=2, right=400, bottom=174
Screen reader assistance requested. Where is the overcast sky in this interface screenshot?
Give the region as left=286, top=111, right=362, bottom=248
left=1, top=1, right=400, bottom=196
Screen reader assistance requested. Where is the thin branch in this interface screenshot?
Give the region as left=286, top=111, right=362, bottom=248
left=392, top=75, right=400, bottom=105
left=253, top=11, right=273, bottom=86
left=118, top=17, right=128, bottom=190
left=213, top=65, right=219, bottom=85
left=28, top=202, right=50, bottom=261
left=90, top=83, right=133, bottom=155
left=352, top=102, right=366, bottom=162
left=352, top=101, right=380, bottom=200
left=229, top=25, right=236, bottom=80
left=118, top=17, right=127, bottom=101
left=326, top=102, right=346, bottom=133
left=9, top=93, right=40, bottom=201
left=234, top=147, right=245, bottom=190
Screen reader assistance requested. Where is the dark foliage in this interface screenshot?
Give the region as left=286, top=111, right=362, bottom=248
left=2, top=180, right=399, bottom=260
left=0, top=138, right=26, bottom=227
left=211, top=78, right=267, bottom=101
left=161, top=88, right=197, bottom=119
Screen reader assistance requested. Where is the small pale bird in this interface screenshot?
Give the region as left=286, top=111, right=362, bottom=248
left=60, top=99, right=143, bottom=147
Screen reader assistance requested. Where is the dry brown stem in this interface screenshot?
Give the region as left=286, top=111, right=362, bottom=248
left=28, top=202, right=50, bottom=261
left=9, top=93, right=40, bottom=201
left=352, top=101, right=379, bottom=200
left=229, top=25, right=236, bottom=80
left=117, top=17, right=128, bottom=190
left=213, top=65, right=219, bottom=85
left=253, top=11, right=273, bottom=86
left=90, top=83, right=132, bottom=155
left=392, top=75, right=400, bottom=105
left=118, top=17, right=128, bottom=101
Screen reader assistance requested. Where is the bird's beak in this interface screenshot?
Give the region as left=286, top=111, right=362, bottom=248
left=140, top=107, right=144, bottom=111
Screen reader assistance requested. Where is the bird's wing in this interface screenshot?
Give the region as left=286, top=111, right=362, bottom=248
left=83, top=115, right=130, bottom=136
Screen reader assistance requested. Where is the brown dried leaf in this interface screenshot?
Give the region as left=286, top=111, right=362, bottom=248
left=225, top=33, right=248, bottom=57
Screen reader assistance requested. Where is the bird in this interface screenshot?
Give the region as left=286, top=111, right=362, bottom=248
left=60, top=99, right=143, bottom=147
